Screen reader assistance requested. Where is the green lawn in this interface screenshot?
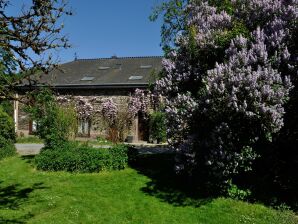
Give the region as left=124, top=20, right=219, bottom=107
left=0, top=156, right=297, bottom=224
left=16, top=136, right=44, bottom=144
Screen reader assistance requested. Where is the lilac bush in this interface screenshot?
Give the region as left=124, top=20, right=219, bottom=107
left=128, top=89, right=151, bottom=116
left=100, top=89, right=152, bottom=142
left=101, top=98, right=118, bottom=125
left=74, top=97, right=94, bottom=121
left=155, top=0, right=298, bottom=185
left=57, top=95, right=95, bottom=121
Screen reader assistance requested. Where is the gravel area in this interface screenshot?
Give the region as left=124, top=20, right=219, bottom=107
left=15, top=143, right=44, bottom=156
left=15, top=143, right=173, bottom=156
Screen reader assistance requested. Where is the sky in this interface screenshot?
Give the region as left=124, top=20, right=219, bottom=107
left=6, top=0, right=164, bottom=63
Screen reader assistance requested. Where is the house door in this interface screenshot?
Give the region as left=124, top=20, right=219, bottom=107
left=138, top=113, right=149, bottom=141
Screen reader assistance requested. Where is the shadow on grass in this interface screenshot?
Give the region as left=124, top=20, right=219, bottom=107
left=129, top=151, right=212, bottom=207
left=0, top=181, right=47, bottom=223
left=20, top=155, right=36, bottom=165
left=0, top=214, right=34, bottom=224
left=129, top=144, right=298, bottom=211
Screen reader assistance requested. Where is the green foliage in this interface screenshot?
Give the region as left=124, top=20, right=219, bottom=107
left=0, top=136, right=16, bottom=160
left=16, top=135, right=43, bottom=144
left=149, top=111, right=167, bottom=143
left=208, top=0, right=235, bottom=14
left=26, top=89, right=77, bottom=148
left=0, top=106, right=16, bottom=160
left=0, top=48, right=21, bottom=100
left=149, top=0, right=188, bottom=53
left=215, top=20, right=250, bottom=51
left=0, top=106, right=15, bottom=142
left=108, top=144, right=129, bottom=170
left=227, top=181, right=252, bottom=201
left=92, top=136, right=113, bottom=145
left=0, top=100, right=13, bottom=116
left=35, top=142, right=128, bottom=173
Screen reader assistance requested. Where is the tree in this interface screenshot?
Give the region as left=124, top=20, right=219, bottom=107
left=154, top=0, right=298, bottom=191
left=26, top=88, right=77, bottom=149
left=0, top=0, right=71, bottom=99
left=150, top=0, right=188, bottom=54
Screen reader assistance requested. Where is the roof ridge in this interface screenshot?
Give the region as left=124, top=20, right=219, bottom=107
left=74, top=56, right=163, bottom=61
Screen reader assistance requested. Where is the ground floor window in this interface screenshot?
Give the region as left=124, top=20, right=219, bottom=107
left=78, top=119, right=91, bottom=137
left=29, top=120, right=37, bottom=135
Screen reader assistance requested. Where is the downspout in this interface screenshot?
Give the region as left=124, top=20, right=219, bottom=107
left=13, top=93, right=18, bottom=132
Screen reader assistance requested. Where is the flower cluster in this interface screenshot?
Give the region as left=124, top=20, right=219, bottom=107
left=128, top=89, right=151, bottom=118
left=74, top=96, right=94, bottom=120
left=234, top=0, right=298, bottom=67
left=57, top=95, right=95, bottom=120
left=165, top=92, right=198, bottom=147
left=205, top=29, right=293, bottom=134
left=101, top=99, right=118, bottom=125
left=186, top=1, right=231, bottom=48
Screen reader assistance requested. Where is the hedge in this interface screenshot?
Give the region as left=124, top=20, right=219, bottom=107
left=35, top=142, right=128, bottom=173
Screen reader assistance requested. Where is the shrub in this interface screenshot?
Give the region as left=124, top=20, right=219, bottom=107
left=42, top=104, right=77, bottom=148
left=96, top=136, right=111, bottom=144
left=154, top=0, right=297, bottom=190
left=26, top=89, right=77, bottom=148
left=35, top=142, right=128, bottom=173
left=0, top=100, right=13, bottom=116
left=0, top=136, right=16, bottom=160
left=0, top=106, right=15, bottom=142
left=0, top=106, right=16, bottom=160
left=108, top=144, right=128, bottom=170
left=149, top=111, right=167, bottom=143
left=227, top=181, right=252, bottom=201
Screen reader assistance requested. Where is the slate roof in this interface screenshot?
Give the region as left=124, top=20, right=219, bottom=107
left=37, top=56, right=163, bottom=89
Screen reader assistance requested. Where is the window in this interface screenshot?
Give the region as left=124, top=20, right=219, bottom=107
left=140, top=65, right=152, bottom=69
left=78, top=119, right=91, bottom=137
left=80, top=76, right=95, bottom=81
left=29, top=120, right=37, bottom=134
left=129, top=75, right=143, bottom=80
left=98, top=66, right=110, bottom=70
left=113, top=64, right=121, bottom=69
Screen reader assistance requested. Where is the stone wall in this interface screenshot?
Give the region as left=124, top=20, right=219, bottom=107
left=17, top=102, right=30, bottom=135
left=16, top=88, right=140, bottom=141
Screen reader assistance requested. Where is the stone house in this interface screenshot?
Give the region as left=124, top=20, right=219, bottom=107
left=14, top=56, right=163, bottom=142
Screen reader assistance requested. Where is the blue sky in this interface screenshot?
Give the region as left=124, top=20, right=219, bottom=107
left=7, top=0, right=164, bottom=63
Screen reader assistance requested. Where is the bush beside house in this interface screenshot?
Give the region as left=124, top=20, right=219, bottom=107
left=0, top=106, right=16, bottom=160
left=26, top=89, right=77, bottom=149
left=149, top=111, right=166, bottom=143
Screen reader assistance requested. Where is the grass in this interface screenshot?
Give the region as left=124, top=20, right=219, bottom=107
left=87, top=140, right=114, bottom=147
left=16, top=136, right=43, bottom=144
left=0, top=156, right=297, bottom=224
left=16, top=136, right=111, bottom=146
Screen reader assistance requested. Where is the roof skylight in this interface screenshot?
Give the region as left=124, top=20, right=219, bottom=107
left=80, top=76, right=95, bottom=81
left=98, top=66, right=110, bottom=70
left=140, top=65, right=152, bottom=69
left=113, top=64, right=122, bottom=69
left=129, top=75, right=143, bottom=80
